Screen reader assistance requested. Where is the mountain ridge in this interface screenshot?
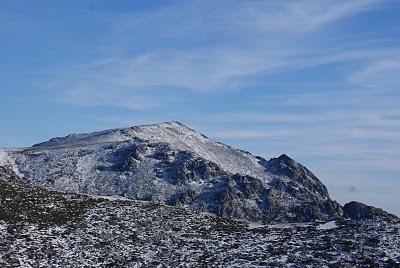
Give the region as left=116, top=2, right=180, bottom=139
left=1, top=121, right=396, bottom=223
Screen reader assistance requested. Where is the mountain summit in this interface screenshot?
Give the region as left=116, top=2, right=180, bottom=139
left=0, top=121, right=385, bottom=223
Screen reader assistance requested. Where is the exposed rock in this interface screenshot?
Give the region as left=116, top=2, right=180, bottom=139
left=264, top=154, right=343, bottom=222
left=266, top=154, right=330, bottom=198
left=343, top=201, right=398, bottom=221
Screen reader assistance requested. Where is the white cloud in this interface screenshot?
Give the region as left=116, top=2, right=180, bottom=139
left=209, top=112, right=321, bottom=124
left=230, top=0, right=382, bottom=33
left=350, top=59, right=400, bottom=88
left=210, top=129, right=294, bottom=139
left=65, top=87, right=163, bottom=110
left=45, top=0, right=389, bottom=109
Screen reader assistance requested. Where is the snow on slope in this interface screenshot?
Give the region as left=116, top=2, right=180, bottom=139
left=0, top=150, right=8, bottom=166
left=0, top=149, right=23, bottom=177
left=5, top=121, right=345, bottom=222
left=124, top=122, right=270, bottom=181
left=30, top=121, right=270, bottom=182
left=317, top=221, right=338, bottom=230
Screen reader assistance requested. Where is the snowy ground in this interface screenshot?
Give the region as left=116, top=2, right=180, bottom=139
left=1, top=169, right=399, bottom=267
left=317, top=221, right=338, bottom=230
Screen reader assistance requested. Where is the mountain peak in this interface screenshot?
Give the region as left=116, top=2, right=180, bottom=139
left=277, top=154, right=293, bottom=162
left=31, top=121, right=194, bottom=149
left=160, top=120, right=188, bottom=127
left=132, top=121, right=197, bottom=134
left=269, top=154, right=297, bottom=166
left=137, top=121, right=190, bottom=129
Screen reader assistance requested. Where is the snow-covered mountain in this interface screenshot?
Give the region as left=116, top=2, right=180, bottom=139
left=0, top=121, right=357, bottom=222
left=1, top=122, right=399, bottom=266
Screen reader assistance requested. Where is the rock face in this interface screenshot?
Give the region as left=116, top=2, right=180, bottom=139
left=263, top=154, right=342, bottom=222
left=0, top=122, right=347, bottom=222
left=343, top=201, right=398, bottom=221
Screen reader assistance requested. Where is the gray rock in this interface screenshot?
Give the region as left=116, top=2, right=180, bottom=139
left=343, top=201, right=398, bottom=221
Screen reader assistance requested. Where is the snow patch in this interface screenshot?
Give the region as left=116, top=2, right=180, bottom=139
left=0, top=149, right=24, bottom=177
left=247, top=222, right=266, bottom=229
left=0, top=149, right=9, bottom=166
left=317, top=221, right=338, bottom=230
left=90, top=195, right=135, bottom=202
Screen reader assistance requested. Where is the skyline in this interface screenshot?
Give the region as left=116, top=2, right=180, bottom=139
left=1, top=0, right=400, bottom=215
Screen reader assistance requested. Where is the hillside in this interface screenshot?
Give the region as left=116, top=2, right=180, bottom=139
left=1, top=165, right=399, bottom=267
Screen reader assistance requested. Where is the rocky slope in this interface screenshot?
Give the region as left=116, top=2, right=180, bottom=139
left=1, top=165, right=399, bottom=267
left=3, top=121, right=399, bottom=223
left=1, top=121, right=348, bottom=223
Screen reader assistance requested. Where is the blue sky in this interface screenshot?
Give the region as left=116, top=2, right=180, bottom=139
left=1, top=0, right=400, bottom=215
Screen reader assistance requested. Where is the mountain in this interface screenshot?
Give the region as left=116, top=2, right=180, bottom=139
left=1, top=122, right=399, bottom=266
left=0, top=121, right=394, bottom=223
left=1, top=165, right=399, bottom=267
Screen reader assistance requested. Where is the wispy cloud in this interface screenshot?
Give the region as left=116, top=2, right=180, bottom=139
left=210, top=129, right=294, bottom=139
left=229, top=0, right=382, bottom=33
left=45, top=0, right=390, bottom=109
left=350, top=59, right=400, bottom=88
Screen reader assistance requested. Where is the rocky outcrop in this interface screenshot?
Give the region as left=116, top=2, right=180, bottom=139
left=343, top=201, right=398, bottom=221
left=0, top=166, right=22, bottom=185
left=265, top=154, right=330, bottom=198
left=263, top=154, right=343, bottom=222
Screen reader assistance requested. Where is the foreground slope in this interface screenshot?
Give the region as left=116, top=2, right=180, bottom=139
left=0, top=166, right=399, bottom=267
left=4, top=121, right=342, bottom=222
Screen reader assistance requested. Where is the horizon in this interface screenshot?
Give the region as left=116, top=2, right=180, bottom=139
left=1, top=0, right=400, bottom=216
